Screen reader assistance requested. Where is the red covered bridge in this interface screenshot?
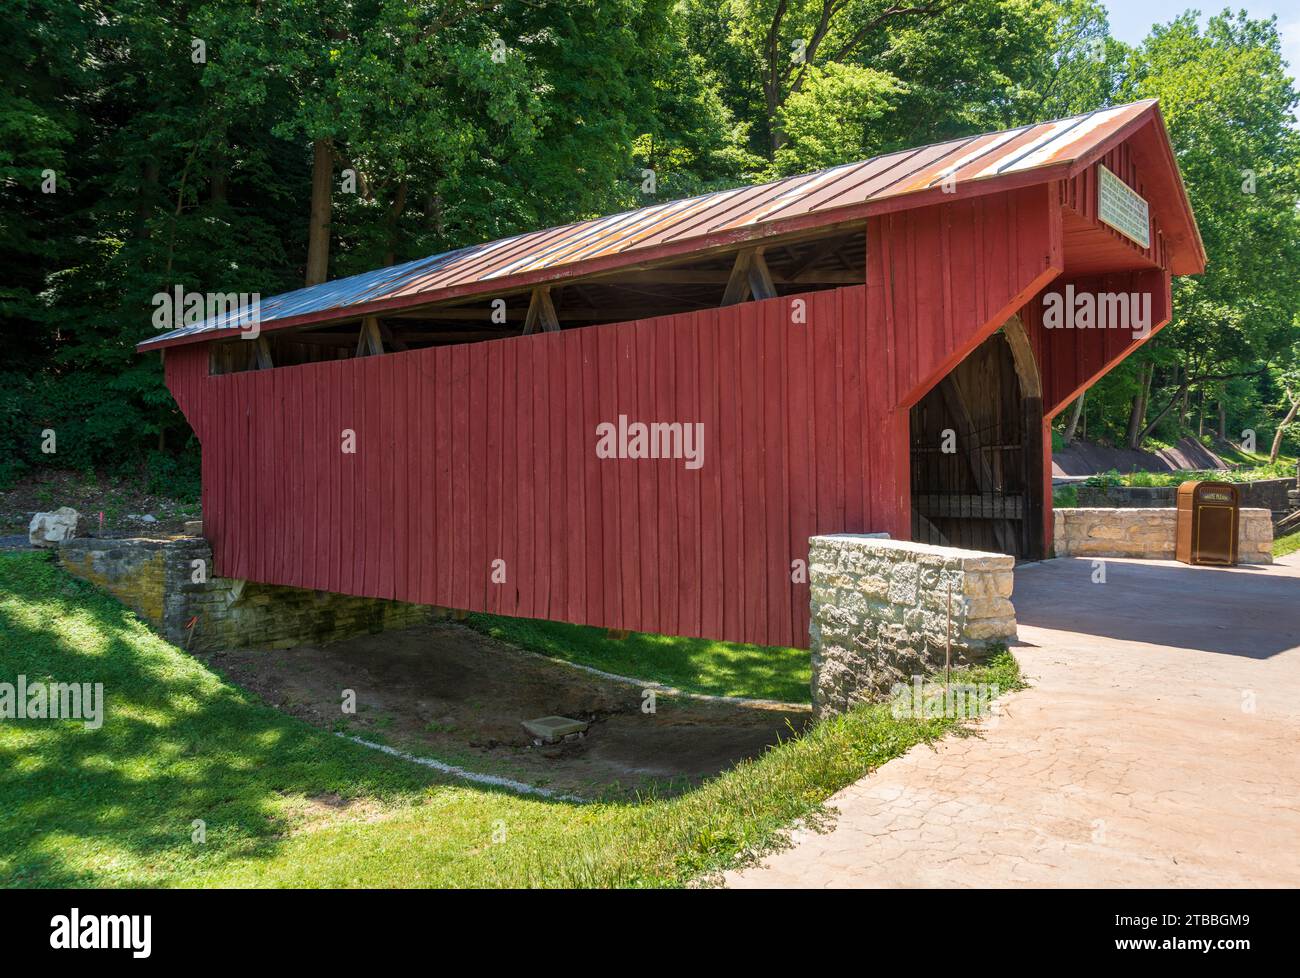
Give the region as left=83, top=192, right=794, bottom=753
left=140, top=99, right=1204, bottom=650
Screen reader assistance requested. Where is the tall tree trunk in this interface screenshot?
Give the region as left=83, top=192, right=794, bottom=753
left=1063, top=391, right=1085, bottom=444
left=1218, top=398, right=1227, bottom=440
left=305, top=137, right=334, bottom=286
left=1125, top=363, right=1153, bottom=450
left=136, top=158, right=159, bottom=239
left=1270, top=393, right=1300, bottom=463
left=382, top=177, right=409, bottom=268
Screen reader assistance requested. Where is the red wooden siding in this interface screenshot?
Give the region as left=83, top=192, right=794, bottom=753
left=1023, top=267, right=1173, bottom=418
left=862, top=184, right=1063, bottom=539
left=164, top=182, right=1064, bottom=649
left=168, top=289, right=875, bottom=648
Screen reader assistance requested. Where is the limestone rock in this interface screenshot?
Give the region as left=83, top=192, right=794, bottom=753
left=29, top=507, right=79, bottom=548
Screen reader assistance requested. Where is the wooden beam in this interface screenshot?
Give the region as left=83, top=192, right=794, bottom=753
left=572, top=268, right=860, bottom=286
left=748, top=247, right=777, bottom=300
left=252, top=336, right=274, bottom=370
left=356, top=316, right=384, bottom=357
left=1001, top=314, right=1042, bottom=399
left=785, top=236, right=851, bottom=279
left=522, top=286, right=559, bottom=334
left=720, top=249, right=755, bottom=306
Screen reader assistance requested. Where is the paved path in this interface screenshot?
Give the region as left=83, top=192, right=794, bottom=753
left=727, top=554, right=1300, bottom=888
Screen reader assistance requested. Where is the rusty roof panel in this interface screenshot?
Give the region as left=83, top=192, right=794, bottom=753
left=141, top=101, right=1159, bottom=350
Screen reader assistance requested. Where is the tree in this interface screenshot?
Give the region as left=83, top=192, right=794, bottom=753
left=1087, top=10, right=1300, bottom=453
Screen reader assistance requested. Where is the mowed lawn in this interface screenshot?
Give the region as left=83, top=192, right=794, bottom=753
left=0, top=552, right=1019, bottom=888
left=466, top=613, right=811, bottom=703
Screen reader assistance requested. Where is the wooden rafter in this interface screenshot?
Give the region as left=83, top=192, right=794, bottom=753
left=721, top=249, right=754, bottom=305
left=522, top=285, right=560, bottom=334
left=785, top=235, right=851, bottom=279
left=355, top=316, right=384, bottom=357
left=254, top=336, right=274, bottom=369
left=748, top=247, right=777, bottom=300
left=721, top=246, right=780, bottom=306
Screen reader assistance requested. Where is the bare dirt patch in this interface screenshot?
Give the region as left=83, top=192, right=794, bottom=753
left=198, top=621, right=810, bottom=800
left=0, top=470, right=198, bottom=539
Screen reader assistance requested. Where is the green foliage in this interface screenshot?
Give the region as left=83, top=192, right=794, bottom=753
left=3, top=0, right=1297, bottom=488
left=1092, top=11, right=1300, bottom=451
left=1053, top=484, right=1079, bottom=508
left=3, top=0, right=749, bottom=484
left=772, top=64, right=903, bottom=175
left=1085, top=461, right=1296, bottom=488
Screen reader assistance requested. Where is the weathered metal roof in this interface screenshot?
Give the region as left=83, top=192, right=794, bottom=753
left=140, top=99, right=1186, bottom=351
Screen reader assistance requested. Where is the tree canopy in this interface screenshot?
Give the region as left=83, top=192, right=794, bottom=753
left=2, top=0, right=1297, bottom=492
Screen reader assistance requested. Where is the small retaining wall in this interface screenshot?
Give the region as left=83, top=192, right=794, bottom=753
left=58, top=536, right=431, bottom=651
left=809, top=534, right=1016, bottom=718
left=1053, top=507, right=1273, bottom=563
left=1077, top=478, right=1295, bottom=517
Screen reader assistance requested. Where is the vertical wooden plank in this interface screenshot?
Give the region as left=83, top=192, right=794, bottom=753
left=675, top=311, right=701, bottom=640
left=698, top=309, right=723, bottom=640
left=328, top=360, right=343, bottom=594
left=289, top=366, right=306, bottom=589
left=256, top=371, right=273, bottom=585
left=598, top=325, right=623, bottom=629
left=468, top=345, right=489, bottom=611
left=451, top=344, right=471, bottom=611
left=839, top=287, right=864, bottom=536
left=762, top=296, right=791, bottom=647
left=434, top=347, right=452, bottom=606
left=406, top=354, right=422, bottom=603
left=514, top=338, right=536, bottom=618
left=716, top=305, right=744, bottom=640
left=615, top=323, right=639, bottom=631
left=499, top=338, right=519, bottom=616
left=581, top=327, right=605, bottom=627
left=483, top=342, right=502, bottom=613
left=396, top=355, right=412, bottom=600
left=786, top=291, right=813, bottom=646
left=655, top=316, right=678, bottom=638
left=545, top=333, right=566, bottom=621
left=563, top=329, right=586, bottom=625
left=812, top=290, right=838, bottom=534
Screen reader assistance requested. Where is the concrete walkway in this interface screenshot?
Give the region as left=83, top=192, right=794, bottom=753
left=727, top=554, right=1300, bottom=888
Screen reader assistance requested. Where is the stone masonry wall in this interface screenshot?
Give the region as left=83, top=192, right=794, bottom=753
left=1053, top=507, right=1273, bottom=563
left=809, top=534, right=1016, bottom=718
left=58, top=536, right=431, bottom=651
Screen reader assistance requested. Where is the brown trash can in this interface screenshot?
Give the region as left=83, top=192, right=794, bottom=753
left=1175, top=480, right=1239, bottom=566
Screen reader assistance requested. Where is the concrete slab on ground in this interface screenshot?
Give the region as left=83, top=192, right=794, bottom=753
left=727, top=554, right=1300, bottom=888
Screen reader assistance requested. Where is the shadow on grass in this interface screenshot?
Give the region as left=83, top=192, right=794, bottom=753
left=0, top=554, right=581, bottom=888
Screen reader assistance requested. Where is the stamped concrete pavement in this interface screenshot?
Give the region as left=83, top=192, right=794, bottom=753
left=727, top=554, right=1300, bottom=888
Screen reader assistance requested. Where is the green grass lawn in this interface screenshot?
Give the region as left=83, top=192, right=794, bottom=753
left=1275, top=529, right=1300, bottom=559
left=466, top=613, right=811, bottom=703
left=0, top=551, right=1019, bottom=888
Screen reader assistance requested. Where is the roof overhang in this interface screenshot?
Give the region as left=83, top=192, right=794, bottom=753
left=138, top=100, right=1204, bottom=353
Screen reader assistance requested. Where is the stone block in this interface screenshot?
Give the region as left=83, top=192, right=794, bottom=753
left=521, top=716, right=589, bottom=744
left=29, top=507, right=79, bottom=547
left=809, top=534, right=1017, bottom=717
